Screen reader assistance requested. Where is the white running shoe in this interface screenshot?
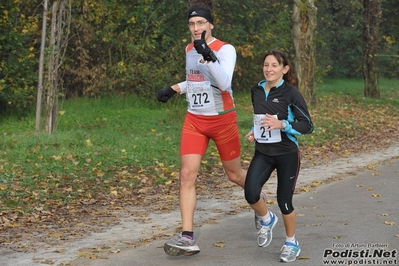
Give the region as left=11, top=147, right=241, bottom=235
left=279, top=241, right=301, bottom=262
left=163, top=234, right=200, bottom=256
left=257, top=211, right=278, bottom=247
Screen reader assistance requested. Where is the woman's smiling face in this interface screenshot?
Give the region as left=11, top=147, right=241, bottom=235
left=263, top=54, right=289, bottom=86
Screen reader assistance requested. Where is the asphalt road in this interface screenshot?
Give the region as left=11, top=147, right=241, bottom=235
left=70, top=156, right=399, bottom=266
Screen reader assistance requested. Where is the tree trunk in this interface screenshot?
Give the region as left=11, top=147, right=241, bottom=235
left=292, top=0, right=317, bottom=107
left=35, top=0, right=49, bottom=133
left=45, top=1, right=58, bottom=134
left=363, top=0, right=381, bottom=99
left=39, top=0, right=70, bottom=134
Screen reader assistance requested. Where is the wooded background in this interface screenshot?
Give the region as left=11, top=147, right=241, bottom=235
left=1, top=0, right=398, bottom=117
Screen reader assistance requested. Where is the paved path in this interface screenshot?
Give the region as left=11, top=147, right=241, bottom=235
left=1, top=147, right=398, bottom=266
left=70, top=155, right=399, bottom=266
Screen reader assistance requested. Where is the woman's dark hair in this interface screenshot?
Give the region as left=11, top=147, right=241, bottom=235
left=263, top=50, right=298, bottom=88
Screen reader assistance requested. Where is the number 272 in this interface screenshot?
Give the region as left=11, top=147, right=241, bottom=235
left=192, top=93, right=209, bottom=104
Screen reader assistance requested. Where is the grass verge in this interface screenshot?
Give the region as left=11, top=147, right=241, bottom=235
left=0, top=78, right=398, bottom=214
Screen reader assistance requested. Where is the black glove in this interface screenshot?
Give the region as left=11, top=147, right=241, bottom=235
left=157, top=86, right=177, bottom=103
left=193, top=31, right=218, bottom=62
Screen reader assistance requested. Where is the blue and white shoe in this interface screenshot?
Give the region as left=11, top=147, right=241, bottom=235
left=257, top=211, right=278, bottom=247
left=279, top=241, right=301, bottom=262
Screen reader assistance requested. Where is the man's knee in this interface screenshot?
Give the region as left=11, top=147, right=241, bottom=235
left=227, top=172, right=240, bottom=183
left=179, top=168, right=198, bottom=187
left=227, top=171, right=246, bottom=188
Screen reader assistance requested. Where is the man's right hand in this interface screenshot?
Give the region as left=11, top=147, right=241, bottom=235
left=157, top=86, right=177, bottom=103
left=193, top=31, right=218, bottom=62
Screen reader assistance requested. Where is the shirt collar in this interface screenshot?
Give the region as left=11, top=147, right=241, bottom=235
left=259, top=79, right=285, bottom=89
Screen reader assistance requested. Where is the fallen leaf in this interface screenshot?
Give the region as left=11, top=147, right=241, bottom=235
left=311, top=180, right=322, bottom=187
left=384, top=221, right=395, bottom=225
left=11, top=183, right=22, bottom=191
left=213, top=241, right=225, bottom=248
left=85, top=139, right=93, bottom=146
left=371, top=193, right=381, bottom=197
left=53, top=249, right=66, bottom=254
left=77, top=251, right=86, bottom=257
left=40, top=259, right=55, bottom=264
left=297, top=256, right=311, bottom=260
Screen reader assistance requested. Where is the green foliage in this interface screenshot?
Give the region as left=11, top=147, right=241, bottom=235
left=0, top=1, right=40, bottom=115
left=0, top=0, right=398, bottom=118
left=214, top=1, right=294, bottom=90
left=63, top=0, right=399, bottom=94
left=62, top=0, right=296, bottom=97
left=315, top=0, right=364, bottom=78
left=316, top=0, right=399, bottom=78
left=64, top=0, right=188, bottom=98
left=378, top=0, right=399, bottom=78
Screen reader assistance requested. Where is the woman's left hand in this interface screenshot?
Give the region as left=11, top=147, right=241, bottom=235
left=261, top=114, right=280, bottom=131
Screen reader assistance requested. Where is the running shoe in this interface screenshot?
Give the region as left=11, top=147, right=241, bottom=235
left=254, top=191, right=267, bottom=230
left=257, top=211, right=278, bottom=247
left=279, top=241, right=301, bottom=262
left=163, top=234, right=200, bottom=256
